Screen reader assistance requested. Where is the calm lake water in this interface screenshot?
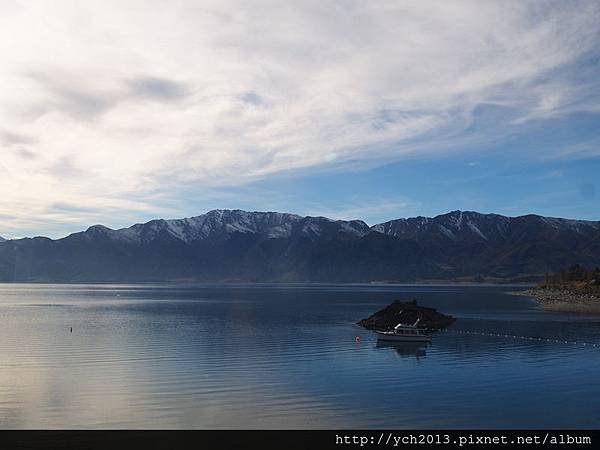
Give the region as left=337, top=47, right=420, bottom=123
left=1, top=283, right=599, bottom=429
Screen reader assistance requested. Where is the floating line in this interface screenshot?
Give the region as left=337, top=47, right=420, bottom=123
left=438, top=328, right=598, bottom=347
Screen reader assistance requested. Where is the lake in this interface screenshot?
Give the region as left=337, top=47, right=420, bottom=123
left=0, top=283, right=599, bottom=429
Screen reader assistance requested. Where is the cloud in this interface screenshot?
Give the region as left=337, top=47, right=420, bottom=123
left=126, top=76, right=190, bottom=101
left=303, top=198, right=417, bottom=225
left=15, top=147, right=39, bottom=160
left=551, top=137, right=600, bottom=160
left=537, top=170, right=564, bottom=180
left=239, top=91, right=263, bottom=106
left=0, top=0, right=599, bottom=237
left=1, top=130, right=36, bottom=145
left=25, top=71, right=119, bottom=120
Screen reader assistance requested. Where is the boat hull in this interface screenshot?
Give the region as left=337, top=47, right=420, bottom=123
left=375, top=331, right=431, bottom=343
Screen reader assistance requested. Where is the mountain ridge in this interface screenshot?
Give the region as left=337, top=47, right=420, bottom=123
left=7, top=208, right=600, bottom=242
left=0, top=209, right=598, bottom=282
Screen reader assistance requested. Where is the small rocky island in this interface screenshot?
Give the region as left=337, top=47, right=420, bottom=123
left=357, top=299, right=456, bottom=331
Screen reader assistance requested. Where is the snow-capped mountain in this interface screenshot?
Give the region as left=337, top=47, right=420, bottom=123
left=372, top=210, right=600, bottom=279
left=79, top=209, right=370, bottom=243
left=0, top=209, right=598, bottom=282
left=372, top=210, right=599, bottom=243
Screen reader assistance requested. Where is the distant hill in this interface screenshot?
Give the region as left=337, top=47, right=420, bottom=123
left=0, top=209, right=599, bottom=282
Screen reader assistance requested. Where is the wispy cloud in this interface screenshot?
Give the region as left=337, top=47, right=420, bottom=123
left=0, top=0, right=599, bottom=237
left=1, top=130, right=36, bottom=145
left=551, top=137, right=600, bottom=160
left=302, top=198, right=417, bottom=225
left=126, top=76, right=190, bottom=101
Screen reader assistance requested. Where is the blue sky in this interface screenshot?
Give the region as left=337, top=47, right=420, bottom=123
left=0, top=1, right=599, bottom=238
left=136, top=110, right=600, bottom=227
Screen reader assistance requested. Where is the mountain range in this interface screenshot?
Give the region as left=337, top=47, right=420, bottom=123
left=0, top=209, right=598, bottom=282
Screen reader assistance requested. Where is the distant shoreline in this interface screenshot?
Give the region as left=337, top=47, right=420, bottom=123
left=0, top=280, right=536, bottom=286
left=512, top=286, right=600, bottom=314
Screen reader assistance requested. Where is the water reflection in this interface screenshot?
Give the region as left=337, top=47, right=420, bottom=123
left=374, top=340, right=428, bottom=359
left=1, top=283, right=600, bottom=428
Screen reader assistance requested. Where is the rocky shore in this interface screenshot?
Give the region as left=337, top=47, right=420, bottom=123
left=513, top=285, right=600, bottom=313
left=357, top=299, right=456, bottom=331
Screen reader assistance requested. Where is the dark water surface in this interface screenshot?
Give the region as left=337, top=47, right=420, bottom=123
left=1, top=283, right=599, bottom=429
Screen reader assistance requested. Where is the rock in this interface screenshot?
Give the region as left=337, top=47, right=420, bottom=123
left=357, top=299, right=456, bottom=331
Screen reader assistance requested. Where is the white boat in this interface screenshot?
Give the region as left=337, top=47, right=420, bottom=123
left=374, top=317, right=432, bottom=343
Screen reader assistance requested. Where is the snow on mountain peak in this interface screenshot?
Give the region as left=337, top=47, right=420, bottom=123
left=160, top=210, right=308, bottom=242
left=73, top=209, right=600, bottom=246
left=438, top=224, right=455, bottom=239
left=467, top=221, right=488, bottom=240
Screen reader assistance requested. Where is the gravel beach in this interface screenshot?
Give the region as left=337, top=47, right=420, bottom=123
left=512, top=286, right=600, bottom=313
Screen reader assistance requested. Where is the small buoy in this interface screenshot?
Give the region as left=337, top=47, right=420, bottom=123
left=355, top=336, right=361, bottom=343
left=70, top=327, right=72, bottom=333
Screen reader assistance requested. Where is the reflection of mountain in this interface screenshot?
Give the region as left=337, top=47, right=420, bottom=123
left=375, top=341, right=428, bottom=359
left=1, top=209, right=599, bottom=282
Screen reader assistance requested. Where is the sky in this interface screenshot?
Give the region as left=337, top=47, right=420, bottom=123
left=1, top=0, right=599, bottom=239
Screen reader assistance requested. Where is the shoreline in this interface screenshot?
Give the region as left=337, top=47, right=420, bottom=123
left=0, top=279, right=537, bottom=286
left=512, top=286, right=600, bottom=314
